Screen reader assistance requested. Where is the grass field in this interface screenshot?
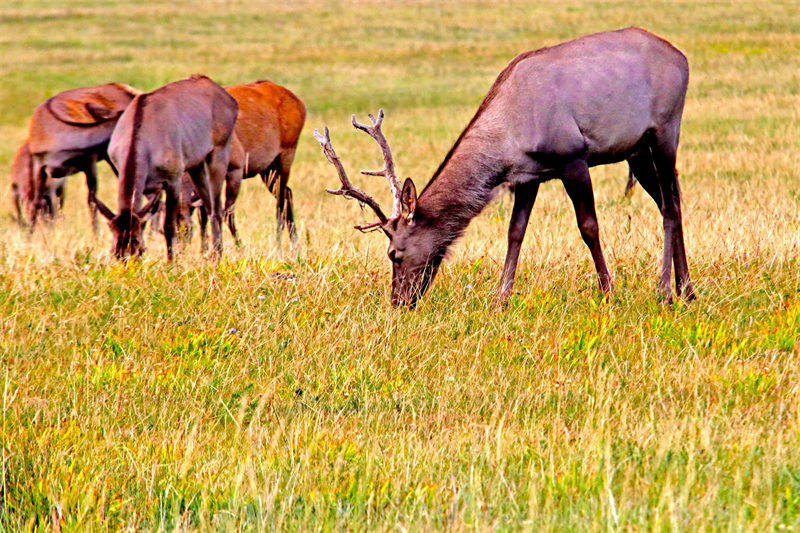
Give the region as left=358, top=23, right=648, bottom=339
left=2, top=0, right=800, bottom=530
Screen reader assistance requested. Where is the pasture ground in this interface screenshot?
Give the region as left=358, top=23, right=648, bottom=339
left=1, top=0, right=799, bottom=530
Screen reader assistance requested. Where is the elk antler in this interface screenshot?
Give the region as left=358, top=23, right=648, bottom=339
left=314, top=125, right=388, bottom=232
left=350, top=109, right=402, bottom=221
left=314, top=109, right=402, bottom=232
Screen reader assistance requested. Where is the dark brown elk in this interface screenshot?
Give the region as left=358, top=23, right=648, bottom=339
left=317, top=28, right=695, bottom=307
left=26, top=83, right=140, bottom=229
left=171, top=80, right=305, bottom=248
left=89, top=74, right=238, bottom=260
left=10, top=141, right=64, bottom=223
left=172, top=134, right=244, bottom=249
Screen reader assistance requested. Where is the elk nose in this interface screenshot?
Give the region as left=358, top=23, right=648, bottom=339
left=390, top=291, right=416, bottom=308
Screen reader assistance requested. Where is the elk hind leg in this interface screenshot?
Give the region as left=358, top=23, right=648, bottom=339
left=277, top=149, right=298, bottom=247
left=187, top=162, right=217, bottom=256
left=225, top=165, right=242, bottom=246
left=562, top=159, right=613, bottom=293
left=204, top=150, right=229, bottom=256
left=654, top=150, right=694, bottom=301
left=163, top=181, right=180, bottom=261
left=29, top=159, right=48, bottom=230
left=84, top=160, right=99, bottom=232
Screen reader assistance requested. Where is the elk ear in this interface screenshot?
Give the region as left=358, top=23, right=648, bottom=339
left=400, top=178, right=417, bottom=221
left=90, top=192, right=116, bottom=221
left=84, top=102, right=120, bottom=122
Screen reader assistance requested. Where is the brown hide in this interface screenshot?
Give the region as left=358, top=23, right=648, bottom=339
left=24, top=82, right=140, bottom=227
left=224, top=80, right=305, bottom=175
left=179, top=80, right=305, bottom=246
left=45, top=83, right=141, bottom=126
left=28, top=83, right=141, bottom=156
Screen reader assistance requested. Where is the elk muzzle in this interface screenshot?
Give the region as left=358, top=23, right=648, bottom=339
left=390, top=254, right=442, bottom=308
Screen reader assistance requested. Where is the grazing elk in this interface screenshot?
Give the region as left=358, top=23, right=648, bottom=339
left=317, top=27, right=695, bottom=307
left=167, top=135, right=244, bottom=249
left=225, top=80, right=305, bottom=246
left=169, top=80, right=305, bottom=248
left=26, top=83, right=140, bottom=228
left=89, top=74, right=238, bottom=260
left=10, top=141, right=65, bottom=223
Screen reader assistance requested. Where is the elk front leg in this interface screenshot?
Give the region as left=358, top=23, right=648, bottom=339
left=187, top=162, right=218, bottom=256
left=29, top=159, right=47, bottom=230
left=103, top=154, right=119, bottom=177
left=197, top=205, right=209, bottom=253
left=163, top=181, right=179, bottom=261
left=84, top=160, right=99, bottom=232
left=225, top=165, right=242, bottom=247
left=562, top=159, right=613, bottom=293
left=499, top=181, right=539, bottom=299
left=12, top=185, right=22, bottom=226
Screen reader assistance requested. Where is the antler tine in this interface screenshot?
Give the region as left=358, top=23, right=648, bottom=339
left=350, top=109, right=403, bottom=220
left=313, top=126, right=389, bottom=226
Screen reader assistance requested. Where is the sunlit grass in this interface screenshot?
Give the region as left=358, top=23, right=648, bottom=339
left=1, top=0, right=800, bottom=530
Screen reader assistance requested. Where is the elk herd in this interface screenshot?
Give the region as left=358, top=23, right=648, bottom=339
left=9, top=27, right=695, bottom=307
left=13, top=77, right=305, bottom=259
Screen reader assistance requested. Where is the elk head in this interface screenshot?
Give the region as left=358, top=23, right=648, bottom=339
left=90, top=191, right=161, bottom=259
left=315, top=110, right=444, bottom=307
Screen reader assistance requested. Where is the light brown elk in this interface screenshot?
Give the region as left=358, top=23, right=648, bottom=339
left=26, top=83, right=140, bottom=229
left=90, top=75, right=238, bottom=259
left=317, top=28, right=695, bottom=307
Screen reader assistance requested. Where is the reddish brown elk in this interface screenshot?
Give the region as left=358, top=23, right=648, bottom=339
left=171, top=80, right=305, bottom=247
left=317, top=28, right=695, bottom=307
left=26, top=83, right=140, bottom=228
left=90, top=75, right=238, bottom=259
left=10, top=141, right=64, bottom=223
left=227, top=80, right=305, bottom=245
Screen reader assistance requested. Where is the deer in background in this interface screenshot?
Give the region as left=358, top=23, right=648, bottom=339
left=90, top=74, right=238, bottom=259
left=25, top=83, right=140, bottom=229
left=168, top=80, right=305, bottom=249
left=10, top=141, right=64, bottom=223
left=316, top=27, right=695, bottom=307
left=225, top=80, right=305, bottom=247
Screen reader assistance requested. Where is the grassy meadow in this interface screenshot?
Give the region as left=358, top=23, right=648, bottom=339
left=2, top=0, right=800, bottom=529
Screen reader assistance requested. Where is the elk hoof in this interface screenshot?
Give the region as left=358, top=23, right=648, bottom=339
left=599, top=278, right=614, bottom=294
left=682, top=283, right=697, bottom=302
left=659, top=289, right=674, bottom=305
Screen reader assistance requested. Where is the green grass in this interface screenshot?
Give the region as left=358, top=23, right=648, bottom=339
left=2, top=0, right=800, bottom=530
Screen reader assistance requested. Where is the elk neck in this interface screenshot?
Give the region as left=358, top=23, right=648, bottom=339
left=417, top=127, right=507, bottom=245
left=117, top=94, right=148, bottom=213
